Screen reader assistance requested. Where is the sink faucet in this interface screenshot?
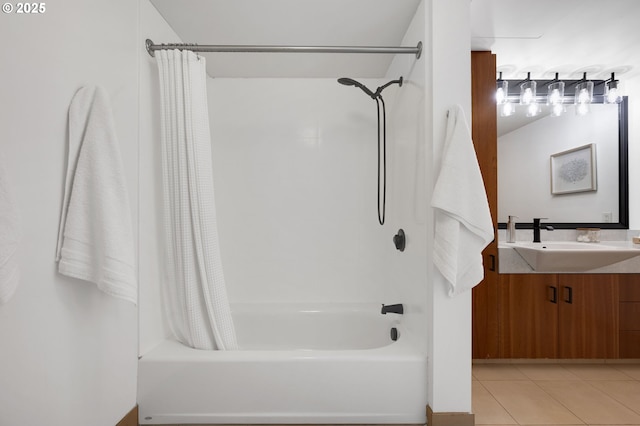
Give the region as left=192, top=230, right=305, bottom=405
left=381, top=303, right=404, bottom=315
left=533, top=218, right=554, bottom=243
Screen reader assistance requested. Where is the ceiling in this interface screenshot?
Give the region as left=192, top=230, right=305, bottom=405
left=150, top=0, right=640, bottom=81
left=149, top=0, right=421, bottom=78
left=471, top=0, right=640, bottom=81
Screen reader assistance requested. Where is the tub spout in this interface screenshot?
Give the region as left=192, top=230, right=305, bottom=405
left=381, top=303, right=404, bottom=315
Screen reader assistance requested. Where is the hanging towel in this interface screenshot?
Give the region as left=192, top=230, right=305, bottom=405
left=55, top=86, right=136, bottom=304
left=0, top=154, right=21, bottom=305
left=431, top=105, right=493, bottom=296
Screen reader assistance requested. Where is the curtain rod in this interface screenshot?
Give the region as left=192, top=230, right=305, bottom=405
left=145, top=39, right=422, bottom=59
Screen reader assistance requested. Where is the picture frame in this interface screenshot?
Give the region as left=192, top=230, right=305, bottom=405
left=550, top=143, right=597, bottom=195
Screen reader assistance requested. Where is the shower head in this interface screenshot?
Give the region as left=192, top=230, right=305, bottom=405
left=338, top=77, right=404, bottom=100
left=337, top=77, right=376, bottom=99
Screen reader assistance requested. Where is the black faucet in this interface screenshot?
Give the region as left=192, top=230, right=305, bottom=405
left=381, top=303, right=404, bottom=315
left=533, top=218, right=554, bottom=243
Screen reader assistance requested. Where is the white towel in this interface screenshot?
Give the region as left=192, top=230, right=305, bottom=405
left=0, top=154, right=21, bottom=305
left=55, top=86, right=136, bottom=304
left=431, top=105, right=493, bottom=296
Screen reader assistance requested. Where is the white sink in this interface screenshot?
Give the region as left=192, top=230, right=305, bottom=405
left=507, top=241, right=640, bottom=272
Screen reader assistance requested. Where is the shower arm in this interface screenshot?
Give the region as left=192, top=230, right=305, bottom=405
left=374, top=77, right=403, bottom=98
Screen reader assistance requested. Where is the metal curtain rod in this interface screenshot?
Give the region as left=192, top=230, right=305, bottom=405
left=145, top=39, right=422, bottom=59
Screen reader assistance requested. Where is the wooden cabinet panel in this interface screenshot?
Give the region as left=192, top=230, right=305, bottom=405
left=499, top=274, right=559, bottom=358
left=619, top=275, right=640, bottom=301
left=473, top=275, right=499, bottom=358
left=620, top=303, right=640, bottom=330
left=620, top=331, right=640, bottom=358
left=470, top=51, right=497, bottom=226
left=471, top=51, right=499, bottom=359
left=558, top=274, right=619, bottom=359
left=617, top=274, right=640, bottom=358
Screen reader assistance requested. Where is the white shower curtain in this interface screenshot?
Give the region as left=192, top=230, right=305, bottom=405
left=156, top=49, right=238, bottom=350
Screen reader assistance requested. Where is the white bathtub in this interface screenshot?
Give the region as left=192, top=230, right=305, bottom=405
left=138, top=303, right=427, bottom=425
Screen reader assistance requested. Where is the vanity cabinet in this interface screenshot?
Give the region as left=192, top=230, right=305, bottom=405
left=499, top=273, right=619, bottom=359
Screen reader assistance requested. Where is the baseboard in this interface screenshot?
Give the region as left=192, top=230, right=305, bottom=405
left=116, top=405, right=138, bottom=426
left=426, top=405, right=474, bottom=426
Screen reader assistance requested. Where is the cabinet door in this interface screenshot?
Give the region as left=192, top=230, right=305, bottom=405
left=473, top=274, right=499, bottom=358
left=499, top=274, right=559, bottom=358
left=558, top=274, right=619, bottom=358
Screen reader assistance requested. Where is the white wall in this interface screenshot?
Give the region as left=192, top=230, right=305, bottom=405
left=0, top=1, right=139, bottom=425
left=626, top=75, right=640, bottom=229
left=498, top=105, right=620, bottom=223
left=427, top=0, right=474, bottom=414
left=207, top=78, right=390, bottom=303
left=386, top=0, right=429, bottom=353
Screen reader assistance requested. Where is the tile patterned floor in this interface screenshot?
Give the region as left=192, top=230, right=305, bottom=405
left=473, top=362, right=640, bottom=426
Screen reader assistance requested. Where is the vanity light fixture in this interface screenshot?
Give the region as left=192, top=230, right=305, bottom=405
left=604, top=72, right=622, bottom=104
left=574, top=72, right=593, bottom=116
left=496, top=73, right=620, bottom=117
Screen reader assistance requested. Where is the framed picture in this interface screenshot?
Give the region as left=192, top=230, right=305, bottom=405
left=550, top=143, right=597, bottom=195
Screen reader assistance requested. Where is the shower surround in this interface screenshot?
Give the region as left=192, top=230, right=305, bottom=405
left=138, top=0, right=436, bottom=422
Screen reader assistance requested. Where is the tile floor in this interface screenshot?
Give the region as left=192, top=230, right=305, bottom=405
left=472, top=362, right=640, bottom=426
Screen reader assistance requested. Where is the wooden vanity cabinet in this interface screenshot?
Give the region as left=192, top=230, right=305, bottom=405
left=499, top=273, right=619, bottom=359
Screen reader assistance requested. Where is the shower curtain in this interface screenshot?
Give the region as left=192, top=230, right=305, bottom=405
left=156, top=49, right=237, bottom=350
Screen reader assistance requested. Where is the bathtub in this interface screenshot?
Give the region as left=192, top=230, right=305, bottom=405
left=138, top=303, right=427, bottom=425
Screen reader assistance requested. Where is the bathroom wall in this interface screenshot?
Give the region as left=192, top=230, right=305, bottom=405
left=385, top=0, right=429, bottom=353
left=207, top=78, right=390, bottom=304
left=426, top=0, right=474, bottom=415
left=0, top=1, right=139, bottom=425
left=626, top=74, right=640, bottom=229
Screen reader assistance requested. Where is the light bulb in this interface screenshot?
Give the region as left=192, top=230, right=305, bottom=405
left=519, top=79, right=536, bottom=105
left=550, top=103, right=565, bottom=117
left=577, top=88, right=590, bottom=103
left=526, top=103, right=540, bottom=117
left=605, top=86, right=621, bottom=103
left=500, top=101, right=514, bottom=117
left=496, top=80, right=508, bottom=104
left=576, top=102, right=590, bottom=116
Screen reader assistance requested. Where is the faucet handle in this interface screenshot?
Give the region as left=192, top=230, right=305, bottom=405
left=533, top=217, right=548, bottom=226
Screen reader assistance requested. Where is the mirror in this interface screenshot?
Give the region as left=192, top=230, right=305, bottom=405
left=497, top=96, right=628, bottom=229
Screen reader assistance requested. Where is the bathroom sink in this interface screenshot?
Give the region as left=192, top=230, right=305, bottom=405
left=508, top=241, right=640, bottom=272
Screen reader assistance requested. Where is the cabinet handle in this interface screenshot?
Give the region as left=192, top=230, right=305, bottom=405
left=549, top=286, right=557, bottom=304
left=489, top=254, right=496, bottom=272
left=564, top=286, right=573, bottom=304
